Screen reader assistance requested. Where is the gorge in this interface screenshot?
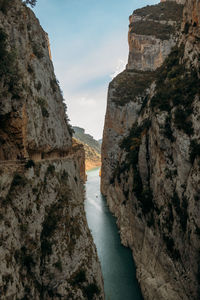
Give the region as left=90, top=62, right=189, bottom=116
left=0, top=0, right=104, bottom=298
left=0, top=0, right=200, bottom=299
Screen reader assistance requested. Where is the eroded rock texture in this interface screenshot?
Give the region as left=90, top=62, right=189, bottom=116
left=0, top=1, right=104, bottom=299
left=0, top=159, right=103, bottom=299
left=101, top=0, right=200, bottom=299
left=0, top=0, right=72, bottom=161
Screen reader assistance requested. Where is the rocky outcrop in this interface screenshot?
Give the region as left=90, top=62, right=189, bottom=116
left=127, top=1, right=183, bottom=71
left=73, top=127, right=101, bottom=171
left=73, top=127, right=101, bottom=155
left=101, top=0, right=200, bottom=299
left=0, top=1, right=104, bottom=299
left=0, top=157, right=104, bottom=299
left=0, top=0, right=72, bottom=161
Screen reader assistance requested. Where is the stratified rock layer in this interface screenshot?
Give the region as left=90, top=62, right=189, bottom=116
left=127, top=1, right=183, bottom=71
left=101, top=0, right=200, bottom=299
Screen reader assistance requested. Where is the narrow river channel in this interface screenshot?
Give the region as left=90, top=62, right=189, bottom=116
left=84, top=167, right=143, bottom=300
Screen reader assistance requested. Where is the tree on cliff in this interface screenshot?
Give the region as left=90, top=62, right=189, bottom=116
left=25, top=0, right=37, bottom=7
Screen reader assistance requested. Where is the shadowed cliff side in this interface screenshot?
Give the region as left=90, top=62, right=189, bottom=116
left=0, top=1, right=104, bottom=299
left=101, top=0, right=200, bottom=299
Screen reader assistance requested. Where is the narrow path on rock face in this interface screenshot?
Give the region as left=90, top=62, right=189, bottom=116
left=84, top=167, right=143, bottom=300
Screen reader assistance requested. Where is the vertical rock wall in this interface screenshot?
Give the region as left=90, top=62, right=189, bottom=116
left=101, top=0, right=200, bottom=299
left=0, top=1, right=104, bottom=299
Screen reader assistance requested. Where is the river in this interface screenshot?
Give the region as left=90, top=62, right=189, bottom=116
left=84, top=167, right=143, bottom=300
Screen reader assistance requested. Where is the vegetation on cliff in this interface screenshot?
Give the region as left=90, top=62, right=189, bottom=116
left=111, top=70, right=156, bottom=106
left=151, top=44, right=200, bottom=136
left=101, top=1, right=200, bottom=298
left=129, top=2, right=183, bottom=40
left=133, top=2, right=183, bottom=22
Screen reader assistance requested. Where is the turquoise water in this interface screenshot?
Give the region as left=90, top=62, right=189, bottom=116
left=84, top=167, right=143, bottom=300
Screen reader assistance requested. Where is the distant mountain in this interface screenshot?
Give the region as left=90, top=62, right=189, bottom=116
left=98, top=139, right=102, bottom=145
left=73, top=127, right=101, bottom=154
left=73, top=127, right=101, bottom=171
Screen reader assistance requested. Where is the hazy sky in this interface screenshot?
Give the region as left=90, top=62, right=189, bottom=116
left=33, top=0, right=159, bottom=139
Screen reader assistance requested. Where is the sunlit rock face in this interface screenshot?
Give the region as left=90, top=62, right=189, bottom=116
left=101, top=0, right=200, bottom=299
left=127, top=1, right=184, bottom=71
left=0, top=0, right=104, bottom=299
left=0, top=0, right=72, bottom=161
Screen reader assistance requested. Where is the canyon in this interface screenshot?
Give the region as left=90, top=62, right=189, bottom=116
left=0, top=0, right=104, bottom=299
left=0, top=0, right=200, bottom=299
left=101, top=0, right=200, bottom=299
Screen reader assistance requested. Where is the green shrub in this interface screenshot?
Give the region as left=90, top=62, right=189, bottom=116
left=163, top=234, right=181, bottom=260
left=20, top=223, right=28, bottom=233
left=50, top=78, right=57, bottom=93
left=183, top=22, right=190, bottom=34
left=117, top=120, right=154, bottom=217
left=53, top=259, right=62, bottom=272
left=27, top=64, right=34, bottom=74
left=164, top=116, right=175, bottom=142
left=41, top=107, right=49, bottom=118
left=151, top=44, right=200, bottom=137
left=25, top=159, right=35, bottom=169
left=172, top=192, right=181, bottom=215
left=141, top=188, right=154, bottom=215
left=111, top=70, right=156, bottom=106
left=83, top=283, right=100, bottom=300
left=0, top=28, right=21, bottom=97
left=15, top=247, right=35, bottom=271
left=40, top=203, right=62, bottom=258
left=130, top=20, right=174, bottom=40
left=0, top=0, right=12, bottom=14
left=37, top=97, right=49, bottom=118
left=134, top=2, right=183, bottom=22
left=190, top=140, right=200, bottom=164
left=35, top=81, right=42, bottom=91
left=32, top=42, right=43, bottom=59
left=71, top=269, right=86, bottom=285
left=174, top=109, right=194, bottom=136
left=12, top=173, right=27, bottom=187
left=172, top=192, right=188, bottom=232
left=47, top=164, right=55, bottom=175
left=25, top=0, right=37, bottom=7
left=41, top=239, right=52, bottom=257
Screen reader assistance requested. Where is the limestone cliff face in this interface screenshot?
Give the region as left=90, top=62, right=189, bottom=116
left=0, top=1, right=104, bottom=299
left=0, top=158, right=103, bottom=299
left=127, top=1, right=183, bottom=71
left=101, top=0, right=200, bottom=299
left=0, top=0, right=72, bottom=161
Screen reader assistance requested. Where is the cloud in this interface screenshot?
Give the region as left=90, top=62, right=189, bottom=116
left=54, top=30, right=129, bottom=139
left=110, top=59, right=126, bottom=79
left=54, top=31, right=128, bottom=93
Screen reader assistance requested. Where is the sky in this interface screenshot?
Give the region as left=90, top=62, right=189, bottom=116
left=33, top=0, right=159, bottom=140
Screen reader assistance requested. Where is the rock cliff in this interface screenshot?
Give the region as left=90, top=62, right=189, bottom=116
left=0, top=1, right=104, bottom=299
left=101, top=0, right=200, bottom=299
left=73, top=127, right=101, bottom=171
left=0, top=0, right=72, bottom=161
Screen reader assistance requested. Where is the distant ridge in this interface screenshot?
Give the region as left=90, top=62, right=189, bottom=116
left=73, top=126, right=101, bottom=154
left=73, top=127, right=101, bottom=171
